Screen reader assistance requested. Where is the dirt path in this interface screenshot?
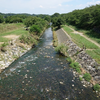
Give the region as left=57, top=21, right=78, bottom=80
left=3, top=35, right=20, bottom=39
left=0, top=42, right=4, bottom=45
left=0, top=35, right=20, bottom=46
left=66, top=25, right=100, bottom=48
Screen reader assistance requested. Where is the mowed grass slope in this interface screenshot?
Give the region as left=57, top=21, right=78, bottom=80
left=63, top=25, right=100, bottom=64
left=0, top=23, right=29, bottom=42
left=63, top=26, right=99, bottom=49
left=68, top=25, right=100, bottom=44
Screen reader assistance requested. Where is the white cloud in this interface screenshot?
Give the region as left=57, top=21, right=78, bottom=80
left=58, top=4, right=62, bottom=6
left=87, top=0, right=100, bottom=5
left=39, top=5, right=44, bottom=8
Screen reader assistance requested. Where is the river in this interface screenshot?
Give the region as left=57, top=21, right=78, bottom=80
left=0, top=27, right=99, bottom=100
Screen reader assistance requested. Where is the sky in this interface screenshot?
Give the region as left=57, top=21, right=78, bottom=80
left=0, top=0, right=100, bottom=15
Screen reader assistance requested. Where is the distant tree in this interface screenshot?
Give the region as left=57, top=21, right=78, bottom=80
left=52, top=17, right=65, bottom=29
left=24, top=16, right=39, bottom=27
left=51, top=13, right=60, bottom=18
left=44, top=16, right=51, bottom=22
left=5, top=16, right=23, bottom=23
left=0, top=15, right=4, bottom=23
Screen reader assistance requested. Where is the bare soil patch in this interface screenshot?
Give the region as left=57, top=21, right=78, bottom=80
left=0, top=42, right=4, bottom=45
left=3, top=35, right=20, bottom=39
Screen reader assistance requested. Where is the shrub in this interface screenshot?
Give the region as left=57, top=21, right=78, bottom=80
left=19, top=34, right=38, bottom=45
left=30, top=25, right=41, bottom=36
left=70, top=62, right=81, bottom=73
left=79, top=77, right=83, bottom=81
left=55, top=44, right=68, bottom=55
left=1, top=42, right=8, bottom=47
left=93, top=84, right=100, bottom=91
left=66, top=57, right=73, bottom=64
left=83, top=73, right=91, bottom=81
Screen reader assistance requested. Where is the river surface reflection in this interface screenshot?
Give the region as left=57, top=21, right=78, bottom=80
left=0, top=27, right=99, bottom=100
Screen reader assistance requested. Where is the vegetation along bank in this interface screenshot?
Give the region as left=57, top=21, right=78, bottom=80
left=0, top=14, right=49, bottom=73
left=52, top=4, right=100, bottom=93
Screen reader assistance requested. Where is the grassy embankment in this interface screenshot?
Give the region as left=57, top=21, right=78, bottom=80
left=63, top=25, right=100, bottom=64
left=0, top=23, right=29, bottom=43
left=52, top=31, right=58, bottom=47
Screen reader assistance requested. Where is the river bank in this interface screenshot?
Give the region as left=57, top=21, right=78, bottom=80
left=0, top=27, right=99, bottom=100
left=54, top=28, right=100, bottom=93
left=0, top=26, right=47, bottom=74
left=0, top=38, right=32, bottom=73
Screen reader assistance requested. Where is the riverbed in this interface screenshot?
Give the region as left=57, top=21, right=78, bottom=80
left=0, top=27, right=99, bottom=100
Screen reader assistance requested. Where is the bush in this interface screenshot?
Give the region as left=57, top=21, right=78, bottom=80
left=55, top=44, right=68, bottom=55
left=19, top=34, right=38, bottom=45
left=83, top=73, right=91, bottom=81
left=30, top=25, right=41, bottom=36
left=79, top=77, right=83, bottom=81
left=70, top=62, right=81, bottom=73
left=1, top=42, right=8, bottom=47
left=66, top=57, right=73, bottom=64
left=93, top=84, right=100, bottom=91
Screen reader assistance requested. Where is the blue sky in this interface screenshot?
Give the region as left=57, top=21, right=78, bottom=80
left=0, top=0, right=100, bottom=15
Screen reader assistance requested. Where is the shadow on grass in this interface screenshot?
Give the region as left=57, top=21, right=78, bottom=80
left=85, top=30, right=100, bottom=43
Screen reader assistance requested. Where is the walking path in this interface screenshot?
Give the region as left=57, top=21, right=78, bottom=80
left=66, top=25, right=100, bottom=48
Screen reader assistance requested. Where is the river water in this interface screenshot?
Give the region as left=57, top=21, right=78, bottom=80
left=0, top=27, right=99, bottom=100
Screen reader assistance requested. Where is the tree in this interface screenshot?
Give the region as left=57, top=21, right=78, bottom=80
left=0, top=15, right=4, bottom=23
left=52, top=17, right=65, bottom=29
left=30, top=25, right=41, bottom=35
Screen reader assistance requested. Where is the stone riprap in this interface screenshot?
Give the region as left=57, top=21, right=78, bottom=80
left=56, top=28, right=100, bottom=84
left=0, top=39, right=31, bottom=73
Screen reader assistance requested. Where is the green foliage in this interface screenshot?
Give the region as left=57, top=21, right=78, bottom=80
left=19, top=34, right=38, bottom=45
left=24, top=16, right=38, bottom=27
left=0, top=15, right=4, bottom=23
left=79, top=77, right=83, bottom=81
left=5, top=16, right=23, bottom=23
left=93, top=84, right=100, bottom=91
left=1, top=42, right=8, bottom=47
left=55, top=44, right=68, bottom=55
left=52, top=16, right=65, bottom=29
left=30, top=25, right=41, bottom=35
left=66, top=57, right=73, bottom=64
left=86, top=49, right=100, bottom=64
left=70, top=62, right=81, bottom=73
left=63, top=26, right=99, bottom=49
left=53, top=31, right=58, bottom=47
left=64, top=4, right=100, bottom=31
left=0, top=42, right=8, bottom=52
left=83, top=73, right=91, bottom=81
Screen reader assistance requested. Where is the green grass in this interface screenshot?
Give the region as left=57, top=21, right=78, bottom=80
left=69, top=25, right=100, bottom=44
left=70, top=62, right=81, bottom=73
left=55, top=44, right=68, bottom=56
left=63, top=25, right=100, bottom=64
left=93, top=84, right=100, bottom=91
left=0, top=23, right=29, bottom=42
left=86, top=49, right=100, bottom=64
left=63, top=26, right=99, bottom=49
left=0, top=23, right=24, bottom=34
left=83, top=73, right=91, bottom=82
left=53, top=31, right=58, bottom=47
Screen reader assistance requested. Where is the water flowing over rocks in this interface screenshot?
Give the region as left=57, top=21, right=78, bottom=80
left=0, top=39, right=31, bottom=73
left=56, top=28, right=100, bottom=85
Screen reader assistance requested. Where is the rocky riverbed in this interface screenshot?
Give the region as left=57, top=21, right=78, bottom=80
left=0, top=39, right=31, bottom=73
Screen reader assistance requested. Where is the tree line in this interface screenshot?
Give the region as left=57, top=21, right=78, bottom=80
left=51, top=4, right=100, bottom=31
